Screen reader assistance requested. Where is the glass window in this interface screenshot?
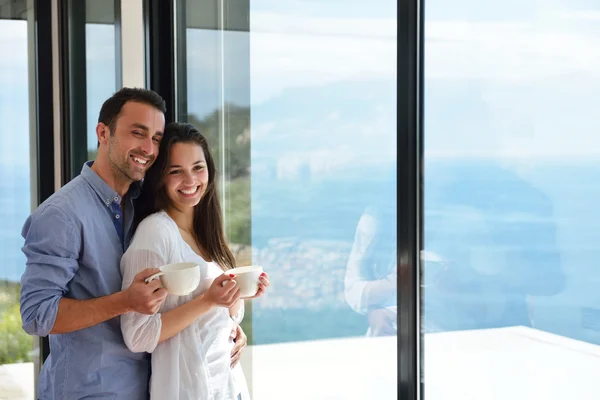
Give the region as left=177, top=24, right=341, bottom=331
left=37, top=0, right=121, bottom=379
left=180, top=0, right=253, bottom=336
left=64, top=0, right=121, bottom=177
left=0, top=1, right=35, bottom=398
left=423, top=0, right=600, bottom=397
left=181, top=0, right=398, bottom=398
left=182, top=0, right=251, bottom=259
left=85, top=0, right=119, bottom=162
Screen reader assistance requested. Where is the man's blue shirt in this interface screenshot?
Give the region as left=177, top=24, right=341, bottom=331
left=20, top=161, right=149, bottom=400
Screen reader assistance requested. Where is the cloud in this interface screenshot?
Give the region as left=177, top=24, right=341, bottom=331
left=559, top=11, right=600, bottom=21
left=4, top=4, right=600, bottom=166
left=247, top=7, right=600, bottom=89
left=424, top=15, right=600, bottom=159
left=425, top=20, right=600, bottom=80
left=250, top=0, right=394, bottom=19
left=246, top=7, right=600, bottom=163
left=249, top=11, right=396, bottom=104
left=250, top=11, right=395, bottom=38
left=274, top=144, right=395, bottom=181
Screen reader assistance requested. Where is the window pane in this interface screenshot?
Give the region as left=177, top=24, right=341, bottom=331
left=0, top=1, right=34, bottom=398
left=65, top=0, right=120, bottom=176
left=423, top=0, right=600, bottom=398
left=85, top=0, right=118, bottom=161
left=182, top=1, right=398, bottom=398
left=181, top=0, right=253, bottom=334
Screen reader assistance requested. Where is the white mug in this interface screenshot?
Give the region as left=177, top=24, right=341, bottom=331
left=225, top=265, right=264, bottom=298
left=145, top=262, right=200, bottom=296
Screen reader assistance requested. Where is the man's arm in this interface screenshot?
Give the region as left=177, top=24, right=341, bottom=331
left=230, top=323, right=247, bottom=368
left=51, top=273, right=166, bottom=334
left=51, top=295, right=131, bottom=334
left=20, top=204, right=166, bottom=336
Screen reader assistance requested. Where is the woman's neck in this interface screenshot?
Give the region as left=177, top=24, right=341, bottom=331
left=166, top=206, right=195, bottom=234
left=167, top=205, right=212, bottom=262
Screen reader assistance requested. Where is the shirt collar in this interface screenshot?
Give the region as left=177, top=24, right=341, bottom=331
left=80, top=161, right=142, bottom=207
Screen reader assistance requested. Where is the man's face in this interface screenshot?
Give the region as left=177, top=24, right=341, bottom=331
left=104, top=101, right=165, bottom=182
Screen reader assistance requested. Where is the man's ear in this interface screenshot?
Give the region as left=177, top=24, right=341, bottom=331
left=96, top=123, right=110, bottom=145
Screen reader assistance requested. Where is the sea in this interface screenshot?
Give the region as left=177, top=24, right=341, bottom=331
left=3, top=160, right=600, bottom=346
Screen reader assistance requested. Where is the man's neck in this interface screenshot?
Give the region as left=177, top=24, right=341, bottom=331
left=91, top=158, right=131, bottom=198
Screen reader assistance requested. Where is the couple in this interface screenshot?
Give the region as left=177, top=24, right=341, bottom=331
left=19, top=87, right=269, bottom=400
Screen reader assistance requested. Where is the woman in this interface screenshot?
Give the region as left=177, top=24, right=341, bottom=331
left=120, top=122, right=269, bottom=399
left=344, top=180, right=397, bottom=337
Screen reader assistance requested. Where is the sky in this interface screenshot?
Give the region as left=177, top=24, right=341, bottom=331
left=2, top=0, right=600, bottom=173
left=0, top=0, right=599, bottom=234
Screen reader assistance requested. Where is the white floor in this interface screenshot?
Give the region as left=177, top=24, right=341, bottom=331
left=245, top=326, right=600, bottom=400
left=3, top=326, right=600, bottom=399
left=0, top=362, right=33, bottom=400
left=424, top=326, right=600, bottom=400
left=243, top=335, right=397, bottom=400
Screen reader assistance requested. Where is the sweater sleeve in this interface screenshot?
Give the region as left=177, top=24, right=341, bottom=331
left=120, top=214, right=174, bottom=353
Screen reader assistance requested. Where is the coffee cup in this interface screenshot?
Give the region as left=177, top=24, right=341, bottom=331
left=225, top=265, right=264, bottom=298
left=145, top=262, right=200, bottom=296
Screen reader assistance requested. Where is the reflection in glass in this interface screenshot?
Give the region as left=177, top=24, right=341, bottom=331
left=248, top=2, right=398, bottom=399
left=423, top=1, right=600, bottom=398
left=345, top=175, right=397, bottom=337
left=182, top=0, right=398, bottom=398
left=182, top=1, right=253, bottom=343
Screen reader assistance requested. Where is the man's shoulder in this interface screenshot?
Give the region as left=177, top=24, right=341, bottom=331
left=25, top=176, right=95, bottom=229
left=36, top=176, right=94, bottom=214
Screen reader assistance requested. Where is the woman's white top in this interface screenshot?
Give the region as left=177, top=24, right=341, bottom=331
left=120, top=210, right=249, bottom=400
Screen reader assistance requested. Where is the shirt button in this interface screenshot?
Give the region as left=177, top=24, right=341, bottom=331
left=105, top=199, right=110, bottom=205
left=115, top=214, right=121, bottom=219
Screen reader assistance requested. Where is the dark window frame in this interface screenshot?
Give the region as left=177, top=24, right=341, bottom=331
left=34, top=0, right=56, bottom=368
left=397, top=0, right=423, bottom=398
left=39, top=0, right=124, bottom=366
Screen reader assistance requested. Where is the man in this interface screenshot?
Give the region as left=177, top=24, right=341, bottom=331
left=20, top=88, right=169, bottom=399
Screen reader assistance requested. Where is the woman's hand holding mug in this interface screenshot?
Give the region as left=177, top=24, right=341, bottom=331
left=203, top=273, right=241, bottom=307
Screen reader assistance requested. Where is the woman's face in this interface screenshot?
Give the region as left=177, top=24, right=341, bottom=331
left=164, top=141, right=209, bottom=210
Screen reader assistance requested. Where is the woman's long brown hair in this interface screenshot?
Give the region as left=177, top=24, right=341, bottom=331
left=134, top=122, right=236, bottom=271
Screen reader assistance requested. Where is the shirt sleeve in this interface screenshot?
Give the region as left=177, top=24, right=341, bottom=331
left=120, top=215, right=173, bottom=353
left=231, top=300, right=245, bottom=324
left=344, top=212, right=378, bottom=314
left=20, top=205, right=81, bottom=337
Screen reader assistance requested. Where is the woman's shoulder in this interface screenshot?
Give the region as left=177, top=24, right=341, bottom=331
left=131, top=211, right=178, bottom=247
left=137, top=210, right=173, bottom=230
